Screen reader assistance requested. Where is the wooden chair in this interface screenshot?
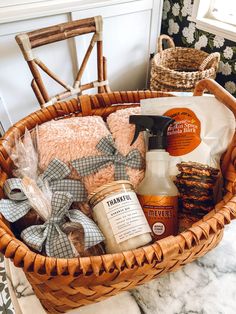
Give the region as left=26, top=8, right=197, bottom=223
left=15, top=16, right=111, bottom=108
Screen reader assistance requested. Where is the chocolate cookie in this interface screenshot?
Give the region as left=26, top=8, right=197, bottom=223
left=176, top=161, right=219, bottom=218
left=177, top=161, right=220, bottom=178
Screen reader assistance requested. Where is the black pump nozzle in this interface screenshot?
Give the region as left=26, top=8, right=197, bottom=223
left=129, top=115, right=174, bottom=150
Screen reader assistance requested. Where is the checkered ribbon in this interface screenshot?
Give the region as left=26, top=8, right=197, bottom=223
left=72, top=135, right=143, bottom=180
left=0, top=177, right=31, bottom=222
left=21, top=191, right=104, bottom=258
left=40, top=158, right=86, bottom=202
left=0, top=159, right=86, bottom=223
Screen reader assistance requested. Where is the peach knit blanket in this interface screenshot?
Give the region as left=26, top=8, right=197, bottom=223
left=38, top=107, right=144, bottom=195
left=106, top=106, right=145, bottom=188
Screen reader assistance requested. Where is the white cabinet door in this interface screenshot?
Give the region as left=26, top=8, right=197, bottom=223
left=0, top=0, right=163, bottom=123
left=72, top=0, right=163, bottom=91
left=0, top=14, right=74, bottom=123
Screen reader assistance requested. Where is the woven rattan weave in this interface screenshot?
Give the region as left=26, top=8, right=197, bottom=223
left=150, top=35, right=220, bottom=92
left=15, top=16, right=110, bottom=108
left=0, top=79, right=236, bottom=313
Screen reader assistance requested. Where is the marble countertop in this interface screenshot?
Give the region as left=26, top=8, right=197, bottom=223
left=1, top=220, right=236, bottom=314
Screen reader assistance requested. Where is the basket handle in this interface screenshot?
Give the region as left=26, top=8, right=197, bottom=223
left=79, top=94, right=92, bottom=116
left=193, top=78, right=236, bottom=116
left=157, top=34, right=175, bottom=53
left=194, top=78, right=236, bottom=174
left=199, top=52, right=220, bottom=71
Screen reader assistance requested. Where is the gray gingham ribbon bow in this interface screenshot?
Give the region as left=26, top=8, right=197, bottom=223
left=0, top=178, right=31, bottom=223
left=40, top=158, right=86, bottom=202
left=71, top=135, right=143, bottom=180
left=21, top=191, right=104, bottom=258
left=0, top=159, right=86, bottom=223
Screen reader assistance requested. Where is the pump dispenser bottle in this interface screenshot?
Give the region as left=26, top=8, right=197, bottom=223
left=129, top=115, right=178, bottom=240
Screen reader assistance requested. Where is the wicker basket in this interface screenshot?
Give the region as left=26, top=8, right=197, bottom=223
left=150, top=35, right=220, bottom=92
left=0, top=79, right=236, bottom=314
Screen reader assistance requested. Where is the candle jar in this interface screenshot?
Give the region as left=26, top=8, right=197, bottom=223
left=88, top=180, right=152, bottom=254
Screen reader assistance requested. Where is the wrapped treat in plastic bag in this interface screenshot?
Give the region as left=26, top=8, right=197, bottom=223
left=20, top=182, right=105, bottom=258
left=106, top=107, right=145, bottom=189
left=0, top=129, right=43, bottom=234
left=0, top=129, right=87, bottom=233
left=4, top=128, right=39, bottom=180
left=62, top=222, right=105, bottom=257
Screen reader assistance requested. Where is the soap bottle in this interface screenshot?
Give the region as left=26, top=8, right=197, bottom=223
left=129, top=115, right=178, bottom=241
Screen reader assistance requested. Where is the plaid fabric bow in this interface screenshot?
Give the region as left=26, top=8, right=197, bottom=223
left=40, top=158, right=86, bottom=202
left=21, top=191, right=104, bottom=258
left=0, top=178, right=31, bottom=222
left=72, top=135, right=143, bottom=180
left=0, top=158, right=86, bottom=223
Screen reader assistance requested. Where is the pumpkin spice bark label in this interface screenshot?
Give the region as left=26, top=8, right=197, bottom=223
left=164, top=108, right=201, bottom=156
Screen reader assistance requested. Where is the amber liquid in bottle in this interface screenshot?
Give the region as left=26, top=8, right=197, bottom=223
left=138, top=150, right=178, bottom=241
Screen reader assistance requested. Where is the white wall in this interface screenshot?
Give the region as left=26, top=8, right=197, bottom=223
left=0, top=0, right=163, bottom=126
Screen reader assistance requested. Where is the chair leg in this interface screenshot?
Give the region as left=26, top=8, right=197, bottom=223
left=103, top=57, right=111, bottom=93
left=31, top=79, right=46, bottom=108
left=97, top=41, right=105, bottom=93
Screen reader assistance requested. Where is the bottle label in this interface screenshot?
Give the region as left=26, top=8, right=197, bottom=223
left=163, top=108, right=201, bottom=156
left=101, top=191, right=151, bottom=244
left=138, top=195, right=178, bottom=240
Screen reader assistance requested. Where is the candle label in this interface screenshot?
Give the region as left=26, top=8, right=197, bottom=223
left=102, top=191, right=151, bottom=244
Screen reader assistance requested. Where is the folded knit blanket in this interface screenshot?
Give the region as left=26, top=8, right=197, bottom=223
left=38, top=116, right=111, bottom=211
left=38, top=116, right=109, bottom=173
left=106, top=107, right=145, bottom=188
left=38, top=110, right=145, bottom=197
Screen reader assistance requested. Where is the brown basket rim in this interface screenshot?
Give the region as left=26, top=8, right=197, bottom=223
left=0, top=83, right=236, bottom=277
left=153, top=48, right=216, bottom=76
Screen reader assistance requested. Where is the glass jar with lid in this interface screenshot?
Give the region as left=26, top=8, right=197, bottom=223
left=88, top=180, right=152, bottom=254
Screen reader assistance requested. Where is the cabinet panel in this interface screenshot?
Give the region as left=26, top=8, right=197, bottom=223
left=0, top=0, right=163, bottom=123
left=0, top=14, right=73, bottom=123
left=72, top=0, right=160, bottom=91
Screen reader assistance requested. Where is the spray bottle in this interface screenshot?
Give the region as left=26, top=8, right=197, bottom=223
left=129, top=115, right=178, bottom=240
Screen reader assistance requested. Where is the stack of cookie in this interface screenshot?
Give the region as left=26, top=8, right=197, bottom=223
left=175, top=161, right=220, bottom=218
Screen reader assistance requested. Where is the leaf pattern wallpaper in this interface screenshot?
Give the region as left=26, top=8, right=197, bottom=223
left=0, top=254, right=14, bottom=313
left=161, top=0, right=236, bottom=96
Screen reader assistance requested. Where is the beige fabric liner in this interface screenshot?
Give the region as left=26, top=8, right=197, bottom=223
left=17, top=34, right=34, bottom=61
left=94, top=15, right=103, bottom=41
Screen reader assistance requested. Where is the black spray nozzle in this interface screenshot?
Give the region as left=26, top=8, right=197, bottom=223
left=129, top=115, right=175, bottom=150
left=129, top=115, right=154, bottom=145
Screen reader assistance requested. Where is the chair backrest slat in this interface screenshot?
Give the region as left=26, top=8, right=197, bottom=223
left=15, top=16, right=110, bottom=108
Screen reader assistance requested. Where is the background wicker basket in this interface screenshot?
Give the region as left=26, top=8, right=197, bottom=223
left=150, top=34, right=220, bottom=92
left=0, top=79, right=236, bottom=313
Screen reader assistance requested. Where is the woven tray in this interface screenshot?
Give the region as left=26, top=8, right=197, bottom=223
left=150, top=35, right=220, bottom=92
left=0, top=79, right=236, bottom=313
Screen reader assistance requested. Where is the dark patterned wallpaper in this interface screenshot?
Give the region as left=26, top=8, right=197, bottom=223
left=0, top=254, right=14, bottom=313
left=161, top=0, right=236, bottom=96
